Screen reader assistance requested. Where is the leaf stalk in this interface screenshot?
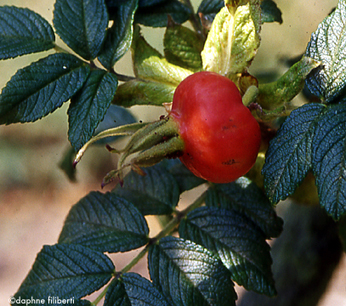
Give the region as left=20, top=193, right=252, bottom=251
left=91, top=190, right=207, bottom=305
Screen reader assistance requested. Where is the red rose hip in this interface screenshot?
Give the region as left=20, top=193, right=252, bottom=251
left=169, top=71, right=261, bottom=183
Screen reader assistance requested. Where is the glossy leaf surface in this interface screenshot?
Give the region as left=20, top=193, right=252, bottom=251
left=68, top=70, right=118, bottom=151
left=135, top=0, right=191, bottom=27
left=262, top=103, right=326, bottom=203
left=59, top=191, right=149, bottom=252
left=104, top=273, right=171, bottom=306
left=148, top=236, right=237, bottom=306
left=14, top=244, right=114, bottom=300
left=54, top=0, right=108, bottom=60
left=312, top=103, right=346, bottom=220
left=305, top=0, right=346, bottom=103
left=98, top=0, right=138, bottom=69
left=206, top=178, right=283, bottom=238
left=0, top=6, right=55, bottom=59
left=160, top=159, right=206, bottom=192
left=113, top=165, right=180, bottom=215
left=0, top=53, right=90, bottom=124
left=180, top=206, right=276, bottom=296
left=260, top=0, right=282, bottom=23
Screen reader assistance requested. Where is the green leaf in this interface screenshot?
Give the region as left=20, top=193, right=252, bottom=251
left=305, top=0, right=346, bottom=103
left=112, top=79, right=176, bottom=107
left=148, top=236, right=237, bottom=306
left=201, top=1, right=261, bottom=77
left=58, top=191, right=149, bottom=252
left=68, top=70, right=118, bottom=151
left=198, top=0, right=223, bottom=16
left=257, top=56, right=321, bottom=110
left=139, top=0, right=167, bottom=7
left=113, top=164, right=180, bottom=215
left=135, top=0, right=191, bottom=27
left=0, top=6, right=55, bottom=59
left=206, top=177, right=283, bottom=238
left=179, top=206, right=276, bottom=296
left=0, top=53, right=90, bottom=124
left=14, top=244, right=114, bottom=300
left=104, top=278, right=131, bottom=306
left=164, top=20, right=203, bottom=71
left=262, top=103, right=327, bottom=204
left=312, top=103, right=346, bottom=220
left=132, top=26, right=193, bottom=85
left=53, top=0, right=108, bottom=60
left=199, top=0, right=281, bottom=29
left=98, top=0, right=138, bottom=69
left=106, top=0, right=165, bottom=9
left=160, top=159, right=206, bottom=192
left=260, top=0, right=282, bottom=23
left=104, top=273, right=171, bottom=306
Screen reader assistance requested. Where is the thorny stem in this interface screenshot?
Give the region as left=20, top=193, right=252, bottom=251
left=91, top=190, right=208, bottom=305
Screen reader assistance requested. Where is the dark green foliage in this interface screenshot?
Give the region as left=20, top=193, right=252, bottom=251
left=206, top=178, right=283, bottom=238
left=12, top=170, right=282, bottom=303
left=260, top=0, right=282, bottom=23
left=312, top=103, right=346, bottom=219
left=262, top=103, right=327, bottom=204
left=0, top=53, right=90, bottom=124
left=306, top=0, right=346, bottom=103
left=98, top=0, right=138, bottom=69
left=5, top=0, right=346, bottom=304
left=113, top=164, right=180, bottom=215
left=263, top=0, right=346, bottom=220
left=135, top=0, right=192, bottom=27
left=0, top=6, right=55, bottom=59
left=160, top=158, right=206, bottom=192
left=197, top=0, right=223, bottom=18
left=148, top=236, right=237, bottom=306
left=68, top=70, right=118, bottom=151
left=53, top=0, right=108, bottom=60
left=179, top=206, right=276, bottom=296
left=14, top=244, right=114, bottom=301
left=263, top=102, right=346, bottom=220
left=139, top=0, right=167, bottom=7
left=197, top=0, right=282, bottom=24
left=58, top=191, right=149, bottom=253
left=104, top=273, right=171, bottom=306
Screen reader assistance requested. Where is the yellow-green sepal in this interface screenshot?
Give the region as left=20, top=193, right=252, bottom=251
left=256, top=56, right=321, bottom=110
left=132, top=25, right=193, bottom=85
left=201, top=0, right=261, bottom=79
left=164, top=17, right=204, bottom=71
